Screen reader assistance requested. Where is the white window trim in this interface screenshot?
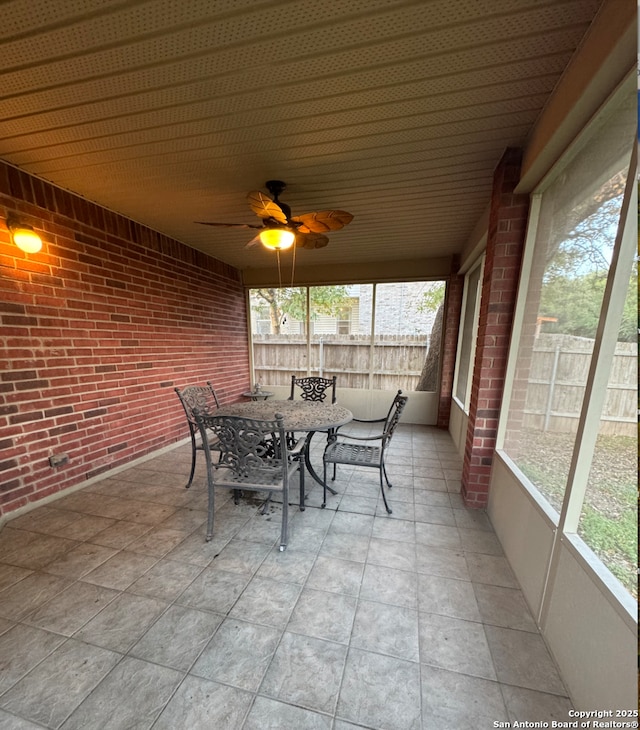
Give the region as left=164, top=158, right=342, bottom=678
left=495, top=76, right=637, bottom=620
left=248, top=280, right=447, bottom=389
left=558, top=151, right=637, bottom=533
left=452, top=255, right=484, bottom=413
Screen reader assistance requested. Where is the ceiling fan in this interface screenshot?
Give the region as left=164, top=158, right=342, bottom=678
left=195, top=180, right=353, bottom=251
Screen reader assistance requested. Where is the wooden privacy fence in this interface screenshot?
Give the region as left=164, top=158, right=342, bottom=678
left=254, top=333, right=637, bottom=435
left=252, top=334, right=430, bottom=392
left=522, top=333, right=636, bottom=436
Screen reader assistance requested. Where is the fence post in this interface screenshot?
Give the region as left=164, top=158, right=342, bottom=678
left=543, top=344, right=561, bottom=432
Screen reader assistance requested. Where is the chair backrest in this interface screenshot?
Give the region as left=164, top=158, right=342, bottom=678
left=289, top=375, right=337, bottom=403
left=194, top=413, right=289, bottom=480
left=381, top=390, right=408, bottom=447
left=175, top=382, right=220, bottom=428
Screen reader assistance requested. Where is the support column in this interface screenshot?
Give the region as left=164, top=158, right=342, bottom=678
left=461, top=148, right=529, bottom=508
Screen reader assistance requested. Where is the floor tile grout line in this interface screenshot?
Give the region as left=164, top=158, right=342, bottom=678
left=234, top=506, right=338, bottom=722
left=0, top=425, right=568, bottom=729
left=52, top=497, right=280, bottom=726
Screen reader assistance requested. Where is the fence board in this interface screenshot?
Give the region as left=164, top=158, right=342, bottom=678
left=523, top=334, right=636, bottom=436
left=252, top=334, right=428, bottom=391
left=253, top=333, right=637, bottom=435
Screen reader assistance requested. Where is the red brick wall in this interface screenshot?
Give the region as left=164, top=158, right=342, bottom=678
left=461, top=148, right=528, bottom=507
left=0, top=163, right=250, bottom=517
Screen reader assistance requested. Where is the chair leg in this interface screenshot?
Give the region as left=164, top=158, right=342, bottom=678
left=326, top=429, right=338, bottom=482
left=299, top=460, right=305, bottom=511
left=280, top=486, right=289, bottom=551
left=206, top=477, right=215, bottom=541
left=382, top=459, right=393, bottom=488
left=379, top=468, right=393, bottom=514
left=259, top=493, right=272, bottom=514
left=185, top=433, right=197, bottom=489
left=322, top=460, right=328, bottom=508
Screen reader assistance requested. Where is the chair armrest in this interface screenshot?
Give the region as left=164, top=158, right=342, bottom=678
left=337, top=414, right=385, bottom=440
left=334, top=415, right=385, bottom=438
left=336, top=432, right=384, bottom=442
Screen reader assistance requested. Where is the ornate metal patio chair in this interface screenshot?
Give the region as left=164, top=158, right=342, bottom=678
left=289, top=375, right=337, bottom=403
left=322, top=390, right=408, bottom=513
left=175, top=382, right=221, bottom=488
left=288, top=374, right=339, bottom=487
left=193, top=412, right=305, bottom=550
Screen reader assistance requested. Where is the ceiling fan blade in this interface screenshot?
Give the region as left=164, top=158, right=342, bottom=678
left=247, top=191, right=288, bottom=224
left=195, top=221, right=262, bottom=229
left=292, top=210, right=353, bottom=234
left=297, top=232, right=329, bottom=249
left=245, top=234, right=262, bottom=248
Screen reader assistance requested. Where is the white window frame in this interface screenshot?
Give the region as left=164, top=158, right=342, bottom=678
left=248, top=280, right=446, bottom=391
left=452, top=255, right=484, bottom=413
left=495, top=76, right=637, bottom=620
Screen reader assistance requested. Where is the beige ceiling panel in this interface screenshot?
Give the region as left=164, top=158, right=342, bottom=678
left=0, top=0, right=132, bottom=41
left=22, top=105, right=537, bottom=175
left=272, top=17, right=595, bottom=87
left=1, top=87, right=549, bottom=166
left=22, top=120, right=528, bottom=191
left=1, top=42, right=571, bottom=144
left=3, top=0, right=594, bottom=102
left=2, top=0, right=433, bottom=95
left=0, top=0, right=610, bottom=273
left=1, top=20, right=587, bottom=125
left=0, top=70, right=559, bottom=156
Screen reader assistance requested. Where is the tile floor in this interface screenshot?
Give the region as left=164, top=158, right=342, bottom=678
left=0, top=424, right=573, bottom=729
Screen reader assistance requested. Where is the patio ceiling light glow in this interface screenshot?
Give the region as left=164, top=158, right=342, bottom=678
left=7, top=218, right=42, bottom=253
left=259, top=227, right=295, bottom=251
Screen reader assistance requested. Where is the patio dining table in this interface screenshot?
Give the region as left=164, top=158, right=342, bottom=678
left=214, top=399, right=353, bottom=492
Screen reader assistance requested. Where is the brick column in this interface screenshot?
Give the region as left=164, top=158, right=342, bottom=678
left=461, top=148, right=529, bottom=508
left=437, top=257, right=464, bottom=428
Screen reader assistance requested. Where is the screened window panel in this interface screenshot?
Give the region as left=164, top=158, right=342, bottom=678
left=249, top=287, right=307, bottom=387
left=374, top=281, right=445, bottom=392
left=454, top=263, right=482, bottom=408
left=249, top=281, right=445, bottom=392
left=575, top=263, right=637, bottom=597
left=309, top=284, right=372, bottom=388
left=501, top=85, right=635, bottom=514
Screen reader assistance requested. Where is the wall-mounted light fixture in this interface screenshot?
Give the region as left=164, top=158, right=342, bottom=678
left=259, top=226, right=295, bottom=251
left=6, top=217, right=42, bottom=253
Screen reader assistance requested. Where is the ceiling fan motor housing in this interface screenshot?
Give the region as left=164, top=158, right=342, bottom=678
left=265, top=180, right=292, bottom=220
left=265, top=180, right=287, bottom=198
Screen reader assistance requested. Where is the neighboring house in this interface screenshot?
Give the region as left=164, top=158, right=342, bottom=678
left=251, top=281, right=441, bottom=336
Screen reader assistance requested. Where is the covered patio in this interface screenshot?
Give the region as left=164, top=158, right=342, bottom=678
left=0, top=424, right=572, bottom=729
left=0, top=0, right=636, bottom=725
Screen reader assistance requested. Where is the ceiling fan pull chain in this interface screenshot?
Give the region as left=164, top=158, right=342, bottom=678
left=276, top=249, right=282, bottom=289
left=290, top=239, right=297, bottom=288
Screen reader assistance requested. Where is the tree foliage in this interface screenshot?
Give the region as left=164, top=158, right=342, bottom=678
left=539, top=192, right=636, bottom=341
left=252, top=286, right=350, bottom=333
left=416, top=281, right=446, bottom=314
left=539, top=266, right=637, bottom=341
left=416, top=303, right=443, bottom=391
left=415, top=281, right=446, bottom=391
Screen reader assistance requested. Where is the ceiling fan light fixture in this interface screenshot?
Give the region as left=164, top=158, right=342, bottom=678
left=259, top=227, right=295, bottom=250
